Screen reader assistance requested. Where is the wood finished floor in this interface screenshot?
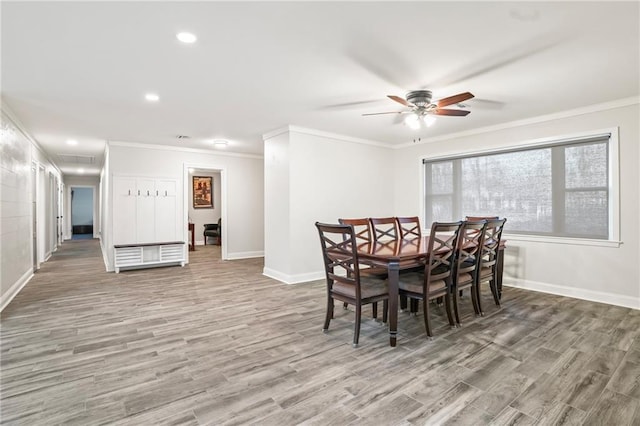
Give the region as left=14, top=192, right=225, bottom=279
left=1, top=239, right=639, bottom=425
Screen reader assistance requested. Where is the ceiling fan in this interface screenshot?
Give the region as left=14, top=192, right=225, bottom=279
left=363, top=90, right=474, bottom=129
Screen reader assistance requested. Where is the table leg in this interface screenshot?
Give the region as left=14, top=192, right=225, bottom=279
left=388, top=261, right=400, bottom=347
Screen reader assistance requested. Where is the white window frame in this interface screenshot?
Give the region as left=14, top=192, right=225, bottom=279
left=419, top=128, right=621, bottom=248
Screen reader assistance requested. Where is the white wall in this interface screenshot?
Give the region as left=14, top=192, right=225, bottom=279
left=393, top=101, right=640, bottom=308
left=106, top=142, right=263, bottom=270
left=263, top=126, right=395, bottom=283
left=188, top=170, right=221, bottom=245
left=64, top=175, right=100, bottom=239
left=1, top=108, right=62, bottom=311
left=264, top=130, right=292, bottom=279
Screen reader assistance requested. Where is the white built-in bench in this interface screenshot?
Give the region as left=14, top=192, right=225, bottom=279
left=114, top=241, right=186, bottom=273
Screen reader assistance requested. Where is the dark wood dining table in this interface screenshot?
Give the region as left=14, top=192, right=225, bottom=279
left=356, top=236, right=505, bottom=347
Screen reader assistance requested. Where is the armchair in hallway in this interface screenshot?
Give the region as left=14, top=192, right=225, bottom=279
left=203, top=218, right=222, bottom=245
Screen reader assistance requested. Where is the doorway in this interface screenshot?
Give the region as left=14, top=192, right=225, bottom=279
left=70, top=187, right=94, bottom=240
left=183, top=163, right=227, bottom=262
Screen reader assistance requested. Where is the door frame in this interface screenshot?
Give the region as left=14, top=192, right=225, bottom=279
left=66, top=185, right=98, bottom=239
left=182, top=163, right=227, bottom=261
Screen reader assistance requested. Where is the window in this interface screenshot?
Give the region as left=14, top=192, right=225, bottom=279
left=423, top=134, right=613, bottom=240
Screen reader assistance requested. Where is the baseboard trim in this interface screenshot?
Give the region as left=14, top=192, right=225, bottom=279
left=505, top=278, right=640, bottom=310
left=263, top=267, right=324, bottom=285
left=1, top=269, right=33, bottom=312
left=226, top=251, right=264, bottom=260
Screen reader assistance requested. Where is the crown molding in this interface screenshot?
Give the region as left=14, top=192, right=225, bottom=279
left=395, top=96, right=640, bottom=149
left=263, top=125, right=391, bottom=149
left=107, top=140, right=263, bottom=160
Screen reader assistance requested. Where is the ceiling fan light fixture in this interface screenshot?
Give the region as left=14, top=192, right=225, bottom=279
left=423, top=115, right=436, bottom=127
left=404, top=114, right=420, bottom=130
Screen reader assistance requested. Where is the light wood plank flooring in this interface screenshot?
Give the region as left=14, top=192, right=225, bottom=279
left=1, top=239, right=639, bottom=425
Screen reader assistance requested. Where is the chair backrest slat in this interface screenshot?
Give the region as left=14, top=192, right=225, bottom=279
left=370, top=217, right=398, bottom=241
left=480, top=218, right=507, bottom=269
left=455, top=220, right=487, bottom=277
left=425, top=221, right=463, bottom=288
left=396, top=216, right=421, bottom=239
left=465, top=215, right=499, bottom=221
left=338, top=218, right=372, bottom=246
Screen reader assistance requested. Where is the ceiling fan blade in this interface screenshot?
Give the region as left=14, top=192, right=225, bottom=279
left=436, top=92, right=475, bottom=108
left=388, top=95, right=414, bottom=108
left=433, top=109, right=471, bottom=116
left=362, top=111, right=405, bottom=116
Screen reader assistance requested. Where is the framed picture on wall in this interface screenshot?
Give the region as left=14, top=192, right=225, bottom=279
left=193, top=176, right=213, bottom=208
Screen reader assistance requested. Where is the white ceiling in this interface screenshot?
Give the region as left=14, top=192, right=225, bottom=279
left=2, top=1, right=639, bottom=176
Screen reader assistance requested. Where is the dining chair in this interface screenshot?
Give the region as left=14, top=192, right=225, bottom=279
left=476, top=218, right=507, bottom=315
left=396, top=216, right=422, bottom=239
left=315, top=222, right=389, bottom=347
left=338, top=218, right=388, bottom=319
left=398, top=221, right=462, bottom=338
left=452, top=220, right=487, bottom=324
left=369, top=217, right=398, bottom=241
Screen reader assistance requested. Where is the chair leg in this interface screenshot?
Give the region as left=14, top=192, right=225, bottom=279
left=353, top=303, right=362, bottom=347
left=323, top=296, right=334, bottom=331
left=423, top=297, right=433, bottom=338
left=470, top=282, right=480, bottom=316
left=400, top=294, right=408, bottom=311
left=476, top=279, right=484, bottom=316
left=382, top=300, right=388, bottom=323
left=452, top=287, right=461, bottom=325
left=496, top=250, right=505, bottom=300
left=410, top=298, right=419, bottom=315
left=490, top=278, right=501, bottom=307
left=444, top=292, right=455, bottom=327
left=372, top=302, right=378, bottom=320
left=343, top=302, right=348, bottom=310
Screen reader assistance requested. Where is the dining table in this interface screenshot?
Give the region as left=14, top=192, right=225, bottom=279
left=356, top=236, right=505, bottom=347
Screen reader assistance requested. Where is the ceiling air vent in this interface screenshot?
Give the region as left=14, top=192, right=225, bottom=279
left=58, top=154, right=96, bottom=164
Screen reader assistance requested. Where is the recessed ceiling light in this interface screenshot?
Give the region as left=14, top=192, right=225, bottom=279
left=145, top=93, right=160, bottom=102
left=176, top=32, right=197, bottom=43
left=66, top=139, right=78, bottom=145
left=78, top=168, right=85, bottom=174
left=509, top=7, right=540, bottom=22
left=213, top=139, right=229, bottom=147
